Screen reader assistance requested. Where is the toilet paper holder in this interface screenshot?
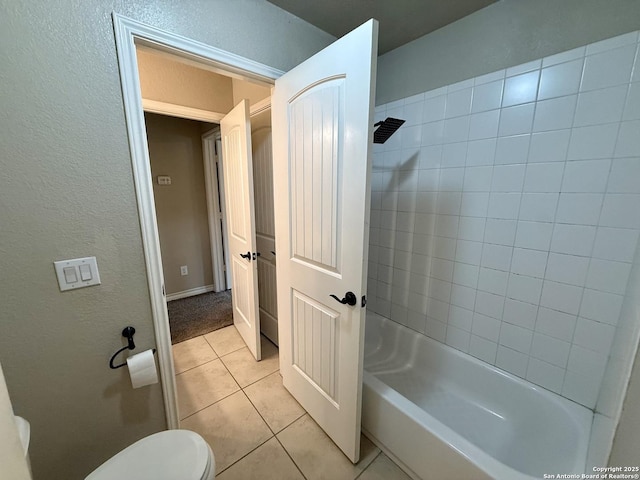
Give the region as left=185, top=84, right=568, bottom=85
left=109, top=326, right=156, bottom=369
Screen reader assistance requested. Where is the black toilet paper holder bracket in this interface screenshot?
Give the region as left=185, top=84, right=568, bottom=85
left=109, top=326, right=155, bottom=369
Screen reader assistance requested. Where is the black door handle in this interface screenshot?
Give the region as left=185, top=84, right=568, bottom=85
left=330, top=291, right=357, bottom=306
left=240, top=252, right=251, bottom=260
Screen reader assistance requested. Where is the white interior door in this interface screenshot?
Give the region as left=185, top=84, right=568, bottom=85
left=272, top=20, right=378, bottom=462
left=221, top=100, right=261, bottom=361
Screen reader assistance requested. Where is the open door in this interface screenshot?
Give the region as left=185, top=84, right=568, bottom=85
left=272, top=20, right=378, bottom=463
left=220, top=100, right=261, bottom=361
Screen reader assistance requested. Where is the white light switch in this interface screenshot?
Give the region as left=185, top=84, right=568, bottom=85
left=54, top=256, right=101, bottom=292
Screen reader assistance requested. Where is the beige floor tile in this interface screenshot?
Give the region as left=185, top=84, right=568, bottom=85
left=358, top=453, right=412, bottom=480
left=216, top=437, right=304, bottom=480
left=180, top=390, right=272, bottom=472
left=204, top=325, right=246, bottom=356
left=221, top=338, right=279, bottom=387
left=176, top=359, right=240, bottom=419
left=277, top=414, right=379, bottom=480
left=244, top=371, right=305, bottom=433
left=172, top=336, right=217, bottom=374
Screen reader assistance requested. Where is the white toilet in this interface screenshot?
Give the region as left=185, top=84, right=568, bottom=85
left=85, top=429, right=215, bottom=480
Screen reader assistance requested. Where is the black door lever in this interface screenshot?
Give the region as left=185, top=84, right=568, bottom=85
left=330, top=291, right=357, bottom=306
left=240, top=252, right=251, bottom=260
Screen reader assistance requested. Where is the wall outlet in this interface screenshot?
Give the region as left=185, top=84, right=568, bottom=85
left=180, top=265, right=188, bottom=276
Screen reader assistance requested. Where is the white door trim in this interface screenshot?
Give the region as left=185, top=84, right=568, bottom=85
left=142, top=98, right=226, bottom=123
left=112, top=12, right=283, bottom=429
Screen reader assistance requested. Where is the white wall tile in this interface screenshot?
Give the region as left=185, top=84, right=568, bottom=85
left=500, top=322, right=533, bottom=353
left=563, top=370, right=599, bottom=408
left=511, top=248, right=548, bottom=278
left=540, top=280, right=583, bottom=315
left=561, top=159, right=611, bottom=193
left=466, top=138, right=497, bottom=166
left=469, top=335, right=498, bottom=364
left=567, top=344, right=608, bottom=381
left=528, top=130, right=571, bottom=163
left=472, top=313, right=501, bottom=342
left=592, top=227, right=639, bottom=262
left=481, top=243, right=513, bottom=271
left=451, top=284, right=477, bottom=310
left=421, top=121, right=444, bottom=146
left=423, top=95, right=446, bottom=123
left=453, top=261, right=479, bottom=288
left=487, top=193, right=521, bottom=219
left=599, top=194, right=640, bottom=228
left=491, top=164, right=525, bottom=192
left=455, top=239, right=482, bottom=265
left=538, top=59, right=584, bottom=100
left=586, top=32, right=639, bottom=55
left=424, top=86, right=448, bottom=99
left=446, top=326, right=471, bottom=352
left=536, top=307, right=577, bottom=342
left=585, top=258, right=632, bottom=294
left=441, top=143, right=467, bottom=168
left=472, top=80, right=503, bottom=113
left=579, top=289, right=624, bottom=325
left=550, top=224, right=597, bottom=256
left=623, top=82, right=640, bottom=121
left=515, top=221, right=554, bottom=251
left=460, top=192, right=489, bottom=217
left=478, top=267, right=509, bottom=296
left=533, top=95, right=577, bottom=132
left=527, top=357, right=565, bottom=393
left=458, top=216, right=486, bottom=242
left=475, top=70, right=506, bottom=85
left=475, top=290, right=505, bottom=320
left=443, top=116, right=470, bottom=143
left=507, top=273, right=543, bottom=305
left=484, top=218, right=517, bottom=246
left=573, top=85, right=627, bottom=127
left=445, top=88, right=472, bottom=118
left=531, top=333, right=571, bottom=368
left=573, top=317, right=616, bottom=354
left=615, top=120, right=640, bottom=158
left=503, top=71, right=540, bottom=107
left=469, top=110, right=500, bottom=140
left=495, top=134, right=530, bottom=165
left=555, top=193, right=604, bottom=225
left=448, top=78, right=474, bottom=92
left=523, top=162, right=564, bottom=192
left=463, top=166, right=493, bottom=192
left=496, top=345, right=529, bottom=377
left=503, top=298, right=538, bottom=329
left=401, top=125, right=422, bottom=149
left=507, top=60, right=541, bottom=77
left=439, top=168, right=465, bottom=191
left=519, top=193, right=559, bottom=222
left=419, top=145, right=443, bottom=169
left=407, top=310, right=427, bottom=334
left=425, top=318, right=447, bottom=342
left=427, top=297, right=450, bottom=323
left=545, top=252, right=590, bottom=286
left=403, top=101, right=424, bottom=126
left=542, top=46, right=585, bottom=68
left=449, top=305, right=473, bottom=331
left=499, top=103, right=535, bottom=136
left=608, top=158, right=640, bottom=194
left=567, top=123, right=619, bottom=160
left=581, top=45, right=637, bottom=91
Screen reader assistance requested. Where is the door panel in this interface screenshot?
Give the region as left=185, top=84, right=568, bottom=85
left=272, top=19, right=378, bottom=462
left=221, top=100, right=261, bottom=361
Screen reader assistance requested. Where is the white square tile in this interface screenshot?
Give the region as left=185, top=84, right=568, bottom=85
left=542, top=47, right=585, bottom=68
left=586, top=258, right=632, bottom=294
left=396, top=212, right=415, bottom=233
left=451, top=284, right=477, bottom=310
left=532, top=95, right=577, bottom=132
left=608, top=158, right=640, bottom=194
left=460, top=192, right=489, bottom=217
left=445, top=88, right=473, bottom=118
left=574, top=85, right=628, bottom=127
left=446, top=325, right=471, bottom=352
left=487, top=193, right=521, bottom=219
left=530, top=333, right=571, bottom=368
left=408, top=291, right=428, bottom=314
left=535, top=307, right=577, bottom=342
left=425, top=318, right=447, bottom=342
left=506, top=60, right=541, bottom=77
left=436, top=191, right=462, bottom=215
left=499, top=322, right=533, bottom=353
left=407, top=310, right=427, bottom=334
left=562, top=370, right=600, bottom=408
left=511, top=248, right=548, bottom=278
left=555, top=193, right=604, bottom=225
left=523, top=162, right=564, bottom=193
left=526, top=357, right=565, bottom=393
left=495, top=134, right=530, bottom=165
left=423, top=95, right=447, bottom=123
left=615, top=120, right=640, bottom=158
left=478, top=267, right=509, bottom=296
left=404, top=92, right=426, bottom=105
left=469, top=110, right=500, bottom=140
left=466, top=138, right=497, bottom=166
left=475, top=70, right=506, bottom=85
left=472, top=80, right=503, bottom=113
left=469, top=335, right=498, bottom=364
left=417, top=169, right=439, bottom=192
left=484, top=218, right=517, bottom=246
left=455, top=239, right=482, bottom=265
left=503, top=298, right=538, bottom=329
left=427, top=298, right=450, bottom=323
left=550, top=224, right=597, bottom=256
left=503, top=71, right=540, bottom=107
left=434, top=214, right=459, bottom=238
left=432, top=256, right=454, bottom=278
left=599, top=194, right=640, bottom=228
left=481, top=243, right=513, bottom=271
left=424, top=86, right=447, bottom=99
left=561, top=159, right=611, bottom=193
left=491, top=164, right=525, bottom=192
left=567, top=123, right=620, bottom=160
left=402, top=101, right=424, bottom=127
left=545, top=252, right=590, bottom=286
left=419, top=145, right=442, bottom=169
left=453, top=261, right=479, bottom=288
left=538, top=59, right=584, bottom=100
left=458, top=216, right=486, bottom=242
left=581, top=44, right=636, bottom=91
left=496, top=345, right=529, bottom=377
left=441, top=143, right=467, bottom=168
left=515, top=221, right=554, bottom=251
left=567, top=344, right=608, bottom=380
left=427, top=278, right=452, bottom=303
left=397, top=191, right=417, bottom=212
left=586, top=32, right=639, bottom=56
left=443, top=116, right=470, bottom=143
left=573, top=317, right=616, bottom=354
left=475, top=290, right=505, bottom=320
left=540, top=280, right=583, bottom=315
left=421, top=121, right=445, bottom=146
left=448, top=78, right=474, bottom=92
left=592, top=227, right=639, bottom=262
left=507, top=273, right=543, bottom=305
left=472, top=312, right=501, bottom=342
left=463, top=166, right=493, bottom=192
left=401, top=126, right=422, bottom=149
left=528, top=130, right=571, bottom=163
left=623, top=82, right=640, bottom=121
left=499, top=103, right=535, bottom=136
left=519, top=193, right=559, bottom=222
left=632, top=46, right=640, bottom=83
left=390, top=303, right=408, bottom=324
left=579, top=288, right=624, bottom=325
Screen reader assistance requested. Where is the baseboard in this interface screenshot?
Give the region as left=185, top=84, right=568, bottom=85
left=166, top=285, right=215, bottom=302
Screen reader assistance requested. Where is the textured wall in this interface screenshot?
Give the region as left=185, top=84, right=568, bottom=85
left=376, top=0, right=640, bottom=104
left=0, top=1, right=333, bottom=478
left=146, top=113, right=214, bottom=295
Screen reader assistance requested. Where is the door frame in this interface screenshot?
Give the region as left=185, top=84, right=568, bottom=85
left=112, top=12, right=283, bottom=428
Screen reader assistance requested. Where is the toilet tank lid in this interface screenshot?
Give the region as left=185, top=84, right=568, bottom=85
left=85, top=430, right=211, bottom=480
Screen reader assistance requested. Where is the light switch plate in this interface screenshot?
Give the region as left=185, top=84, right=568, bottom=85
left=54, top=256, right=101, bottom=291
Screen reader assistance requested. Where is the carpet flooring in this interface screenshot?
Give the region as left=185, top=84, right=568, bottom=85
left=168, top=290, right=233, bottom=344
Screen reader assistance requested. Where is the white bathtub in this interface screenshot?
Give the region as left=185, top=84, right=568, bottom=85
left=362, top=312, right=593, bottom=480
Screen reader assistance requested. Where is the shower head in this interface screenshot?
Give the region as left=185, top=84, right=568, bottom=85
left=373, top=117, right=405, bottom=144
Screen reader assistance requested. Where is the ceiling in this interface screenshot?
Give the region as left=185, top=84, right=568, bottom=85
left=266, top=0, right=498, bottom=54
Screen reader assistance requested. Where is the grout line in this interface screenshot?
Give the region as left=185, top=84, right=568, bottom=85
left=273, top=433, right=309, bottom=480
left=178, top=387, right=242, bottom=423
left=174, top=357, right=219, bottom=376
left=215, top=434, right=275, bottom=475
left=354, top=450, right=382, bottom=480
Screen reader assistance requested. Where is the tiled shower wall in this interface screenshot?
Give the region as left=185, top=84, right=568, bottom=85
left=367, top=31, right=640, bottom=409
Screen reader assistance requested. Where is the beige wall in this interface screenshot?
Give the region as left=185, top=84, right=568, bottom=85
left=0, top=0, right=333, bottom=478
left=146, top=113, right=214, bottom=295
left=232, top=78, right=271, bottom=107
left=137, top=49, right=235, bottom=113
left=376, top=0, right=640, bottom=104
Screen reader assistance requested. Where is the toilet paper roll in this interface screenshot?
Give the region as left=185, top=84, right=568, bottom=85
left=126, top=349, right=159, bottom=388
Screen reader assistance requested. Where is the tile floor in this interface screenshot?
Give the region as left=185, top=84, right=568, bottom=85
left=172, top=326, right=411, bottom=480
